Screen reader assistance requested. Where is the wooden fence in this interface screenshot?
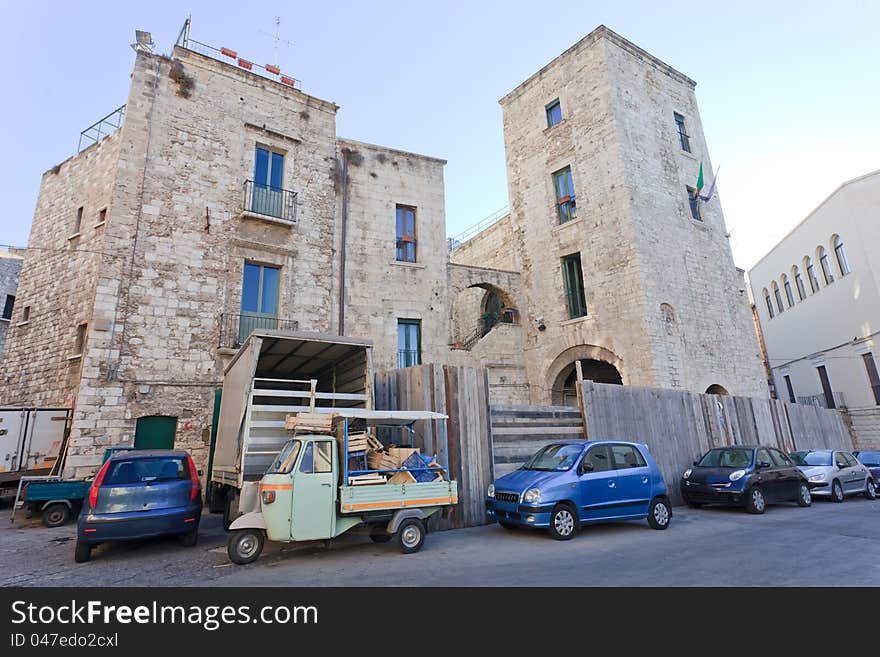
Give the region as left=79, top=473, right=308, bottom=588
left=490, top=405, right=583, bottom=477
left=581, top=381, right=854, bottom=504
left=374, top=364, right=493, bottom=529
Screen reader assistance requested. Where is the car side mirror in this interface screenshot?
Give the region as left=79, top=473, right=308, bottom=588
left=757, top=461, right=771, bottom=469
left=197, top=469, right=203, bottom=477
left=693, top=460, right=699, bottom=466
left=580, top=462, right=594, bottom=474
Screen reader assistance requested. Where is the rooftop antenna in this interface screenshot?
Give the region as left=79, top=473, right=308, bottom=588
left=259, top=17, right=294, bottom=68
left=131, top=30, right=154, bottom=53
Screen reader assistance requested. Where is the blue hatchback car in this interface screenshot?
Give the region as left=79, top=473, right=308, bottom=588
left=75, top=449, right=202, bottom=562
left=485, top=440, right=671, bottom=540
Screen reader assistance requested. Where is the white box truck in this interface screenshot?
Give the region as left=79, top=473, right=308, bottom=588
left=208, top=330, right=375, bottom=527
left=0, top=408, right=70, bottom=497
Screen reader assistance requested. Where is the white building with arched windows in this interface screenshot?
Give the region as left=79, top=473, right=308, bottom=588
left=748, top=169, right=880, bottom=449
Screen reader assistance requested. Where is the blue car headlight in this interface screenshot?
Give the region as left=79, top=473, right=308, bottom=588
left=729, top=470, right=746, bottom=482
left=487, top=484, right=495, bottom=498
left=523, top=488, right=541, bottom=504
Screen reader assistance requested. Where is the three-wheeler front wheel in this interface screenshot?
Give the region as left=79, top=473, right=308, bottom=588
left=396, top=518, right=425, bottom=554
left=227, top=529, right=265, bottom=565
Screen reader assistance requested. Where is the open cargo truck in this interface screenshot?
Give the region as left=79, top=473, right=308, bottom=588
left=0, top=408, right=70, bottom=499
left=226, top=410, right=458, bottom=563
left=209, top=330, right=376, bottom=528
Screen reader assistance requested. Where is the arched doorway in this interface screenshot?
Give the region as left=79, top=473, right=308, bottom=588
left=555, top=359, right=623, bottom=406
left=451, top=283, right=518, bottom=348
left=705, top=384, right=729, bottom=396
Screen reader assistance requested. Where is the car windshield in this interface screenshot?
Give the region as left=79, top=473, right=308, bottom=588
left=267, top=440, right=302, bottom=474
left=103, top=457, right=188, bottom=485
left=854, top=452, right=880, bottom=467
left=697, top=448, right=752, bottom=469
left=790, top=451, right=832, bottom=466
left=523, top=444, right=583, bottom=471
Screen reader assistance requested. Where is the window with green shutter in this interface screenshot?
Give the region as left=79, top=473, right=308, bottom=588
left=561, top=253, right=587, bottom=319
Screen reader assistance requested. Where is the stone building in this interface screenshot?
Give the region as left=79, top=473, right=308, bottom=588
left=748, top=169, right=880, bottom=449
left=450, top=25, right=766, bottom=405
left=0, top=249, right=24, bottom=362
left=0, top=24, right=767, bottom=476
left=0, top=33, right=460, bottom=477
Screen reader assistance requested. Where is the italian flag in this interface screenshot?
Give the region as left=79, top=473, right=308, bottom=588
left=695, top=162, right=704, bottom=196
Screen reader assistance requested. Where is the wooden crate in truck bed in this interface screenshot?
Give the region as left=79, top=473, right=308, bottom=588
left=339, top=480, right=458, bottom=514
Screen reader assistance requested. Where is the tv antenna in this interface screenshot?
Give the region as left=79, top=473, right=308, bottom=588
left=259, top=17, right=294, bottom=68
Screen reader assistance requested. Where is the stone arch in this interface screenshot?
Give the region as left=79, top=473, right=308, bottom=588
left=705, top=384, right=729, bottom=396
left=546, top=344, right=624, bottom=406
left=447, top=263, right=522, bottom=347
left=450, top=282, right=519, bottom=346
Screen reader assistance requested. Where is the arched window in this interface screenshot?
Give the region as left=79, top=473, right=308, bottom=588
left=804, top=256, right=819, bottom=293
left=818, top=246, right=834, bottom=285
left=793, top=266, right=806, bottom=301
left=763, top=288, right=774, bottom=318
left=833, top=235, right=850, bottom=275
left=772, top=281, right=784, bottom=314
left=782, top=274, right=794, bottom=307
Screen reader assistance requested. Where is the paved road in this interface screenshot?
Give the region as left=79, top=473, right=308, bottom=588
left=2, top=497, right=878, bottom=586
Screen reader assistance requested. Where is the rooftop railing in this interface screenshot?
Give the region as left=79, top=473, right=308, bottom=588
left=175, top=18, right=301, bottom=89
left=77, top=105, right=126, bottom=153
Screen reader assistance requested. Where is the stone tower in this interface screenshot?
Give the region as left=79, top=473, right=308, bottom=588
left=456, top=25, right=766, bottom=403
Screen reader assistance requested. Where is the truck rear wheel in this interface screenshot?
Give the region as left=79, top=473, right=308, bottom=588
left=227, top=529, right=264, bottom=565
left=396, top=518, right=425, bottom=554
left=42, top=503, right=71, bottom=528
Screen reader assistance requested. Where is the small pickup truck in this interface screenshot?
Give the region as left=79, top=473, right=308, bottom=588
left=11, top=447, right=134, bottom=527
left=226, top=410, right=458, bottom=564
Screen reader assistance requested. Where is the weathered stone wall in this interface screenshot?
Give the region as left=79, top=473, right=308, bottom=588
left=0, top=251, right=23, bottom=362
left=449, top=213, right=518, bottom=272
left=849, top=407, right=880, bottom=451
left=495, top=26, right=765, bottom=404
left=337, top=138, right=449, bottom=373
left=602, top=36, right=766, bottom=397
left=498, top=30, right=654, bottom=404
left=66, top=48, right=341, bottom=476
left=0, top=131, right=120, bottom=409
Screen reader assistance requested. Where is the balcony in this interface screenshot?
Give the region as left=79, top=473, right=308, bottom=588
left=240, top=180, right=297, bottom=225
left=219, top=313, right=299, bottom=349
left=796, top=392, right=847, bottom=410
left=398, top=349, right=421, bottom=369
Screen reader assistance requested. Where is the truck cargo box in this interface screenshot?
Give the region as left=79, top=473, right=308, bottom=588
left=212, top=330, right=373, bottom=491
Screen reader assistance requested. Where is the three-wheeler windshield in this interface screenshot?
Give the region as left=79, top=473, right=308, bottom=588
left=267, top=440, right=302, bottom=474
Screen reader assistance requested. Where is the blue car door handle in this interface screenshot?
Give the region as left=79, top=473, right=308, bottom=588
left=641, top=476, right=649, bottom=484
left=608, top=481, right=615, bottom=488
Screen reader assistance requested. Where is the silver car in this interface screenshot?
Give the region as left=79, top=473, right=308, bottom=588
left=790, top=450, right=876, bottom=502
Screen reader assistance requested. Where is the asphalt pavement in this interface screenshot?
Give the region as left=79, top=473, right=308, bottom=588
left=1, top=496, right=878, bottom=586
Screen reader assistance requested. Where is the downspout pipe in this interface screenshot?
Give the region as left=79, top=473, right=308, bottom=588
left=338, top=148, right=350, bottom=336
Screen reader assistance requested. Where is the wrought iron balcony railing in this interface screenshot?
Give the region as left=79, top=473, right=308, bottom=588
left=796, top=392, right=846, bottom=410
left=219, top=313, right=299, bottom=349
left=242, top=180, right=297, bottom=223
left=398, top=349, right=421, bottom=369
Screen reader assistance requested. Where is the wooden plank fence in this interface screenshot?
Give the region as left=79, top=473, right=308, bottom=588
left=374, top=364, right=492, bottom=529
left=374, top=365, right=856, bottom=522
left=581, top=381, right=854, bottom=504
left=490, top=405, right=583, bottom=477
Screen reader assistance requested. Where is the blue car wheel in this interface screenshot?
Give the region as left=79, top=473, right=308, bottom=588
left=647, top=497, right=671, bottom=530
left=548, top=504, right=578, bottom=540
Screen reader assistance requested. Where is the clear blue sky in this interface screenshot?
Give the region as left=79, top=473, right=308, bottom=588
left=1, top=1, right=877, bottom=269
